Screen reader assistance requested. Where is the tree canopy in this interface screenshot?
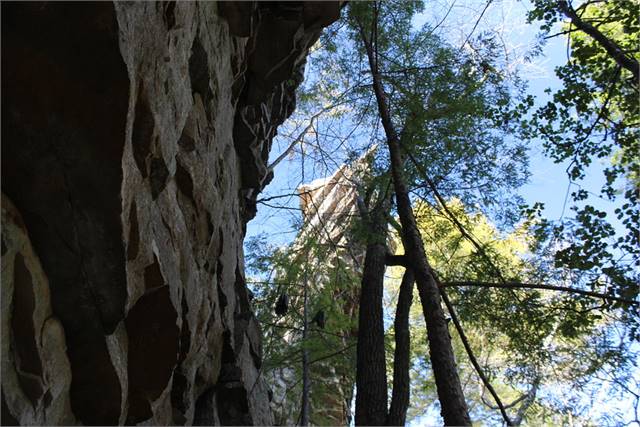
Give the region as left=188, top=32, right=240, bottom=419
left=246, top=1, right=639, bottom=425
left=525, top=0, right=639, bottom=316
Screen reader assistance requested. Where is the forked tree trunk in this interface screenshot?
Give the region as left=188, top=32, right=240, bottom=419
left=358, top=22, right=472, bottom=426
left=387, top=269, right=414, bottom=426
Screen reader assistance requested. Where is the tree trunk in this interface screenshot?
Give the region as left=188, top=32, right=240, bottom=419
left=354, top=203, right=389, bottom=426
left=358, top=23, right=471, bottom=426
left=387, top=269, right=414, bottom=426
left=512, top=377, right=540, bottom=426
left=301, top=273, right=310, bottom=426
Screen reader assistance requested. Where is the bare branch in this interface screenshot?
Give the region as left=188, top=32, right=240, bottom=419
left=543, top=28, right=582, bottom=39
left=460, top=0, right=494, bottom=51
left=405, top=150, right=508, bottom=284
left=442, top=281, right=639, bottom=306
left=268, top=111, right=320, bottom=172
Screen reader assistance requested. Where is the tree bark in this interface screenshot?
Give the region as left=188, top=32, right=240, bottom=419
left=355, top=198, right=390, bottom=426
left=387, top=269, right=414, bottom=426
left=357, top=21, right=471, bottom=426
left=301, top=273, right=310, bottom=426
left=558, top=0, right=639, bottom=85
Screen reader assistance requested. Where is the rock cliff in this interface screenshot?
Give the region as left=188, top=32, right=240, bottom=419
left=268, top=168, right=362, bottom=426
left=267, top=151, right=378, bottom=425
left=1, top=2, right=340, bottom=425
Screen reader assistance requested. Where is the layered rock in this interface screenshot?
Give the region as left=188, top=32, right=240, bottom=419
left=1, top=2, right=340, bottom=425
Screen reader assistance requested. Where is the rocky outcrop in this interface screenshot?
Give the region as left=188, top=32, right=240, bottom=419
left=268, top=153, right=376, bottom=425
left=1, top=2, right=340, bottom=425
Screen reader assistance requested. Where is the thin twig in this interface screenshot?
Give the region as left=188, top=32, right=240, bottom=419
left=460, top=0, right=494, bottom=50
left=439, top=284, right=514, bottom=426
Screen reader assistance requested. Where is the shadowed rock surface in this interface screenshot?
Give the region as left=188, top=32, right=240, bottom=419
left=1, top=2, right=340, bottom=424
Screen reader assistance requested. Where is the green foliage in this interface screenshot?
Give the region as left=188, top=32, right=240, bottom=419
left=387, top=200, right=637, bottom=425
left=247, top=232, right=361, bottom=426
left=249, top=1, right=639, bottom=424
left=311, top=0, right=531, bottom=227
left=525, top=0, right=639, bottom=301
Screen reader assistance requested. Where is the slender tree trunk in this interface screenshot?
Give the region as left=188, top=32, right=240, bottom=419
left=387, top=269, right=414, bottom=426
left=558, top=0, right=639, bottom=85
left=386, top=128, right=471, bottom=426
left=512, top=377, right=540, bottom=426
left=358, top=23, right=471, bottom=426
left=301, top=273, right=310, bottom=426
left=355, top=203, right=389, bottom=426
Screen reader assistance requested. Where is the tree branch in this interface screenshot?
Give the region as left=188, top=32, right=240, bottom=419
left=385, top=254, right=409, bottom=267
left=257, top=189, right=313, bottom=204
left=558, top=0, right=639, bottom=85
left=438, top=283, right=514, bottom=426
left=268, top=109, right=324, bottom=172
left=461, top=0, right=494, bottom=50
left=441, top=281, right=639, bottom=306
left=543, top=27, right=581, bottom=39
left=309, top=343, right=357, bottom=366
left=405, top=151, right=508, bottom=284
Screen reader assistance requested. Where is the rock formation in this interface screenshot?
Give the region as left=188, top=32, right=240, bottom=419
left=1, top=2, right=340, bottom=425
left=266, top=152, right=377, bottom=425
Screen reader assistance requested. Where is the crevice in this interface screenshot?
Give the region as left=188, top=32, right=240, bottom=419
left=189, top=35, right=214, bottom=121
left=164, top=1, right=177, bottom=30
left=11, top=253, right=45, bottom=405
left=131, top=85, right=154, bottom=178
left=217, top=227, right=224, bottom=259
left=170, top=295, right=191, bottom=423
left=143, top=254, right=166, bottom=291
left=125, top=285, right=179, bottom=424
left=127, top=201, right=139, bottom=261
left=175, top=160, right=195, bottom=203
left=150, top=156, right=169, bottom=200
left=216, top=259, right=227, bottom=312
left=177, top=128, right=196, bottom=152
left=215, top=331, right=251, bottom=425
left=193, top=388, right=217, bottom=426
left=206, top=210, right=214, bottom=241
left=218, top=2, right=256, bottom=37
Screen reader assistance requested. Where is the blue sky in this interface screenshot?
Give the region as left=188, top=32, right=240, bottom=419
left=247, top=0, right=632, bottom=244
left=246, top=0, right=618, bottom=244
left=246, top=1, right=638, bottom=424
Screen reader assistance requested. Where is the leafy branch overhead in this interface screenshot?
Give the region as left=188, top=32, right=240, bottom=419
left=526, top=0, right=639, bottom=307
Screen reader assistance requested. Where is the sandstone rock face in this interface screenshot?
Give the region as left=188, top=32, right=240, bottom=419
left=1, top=2, right=340, bottom=425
